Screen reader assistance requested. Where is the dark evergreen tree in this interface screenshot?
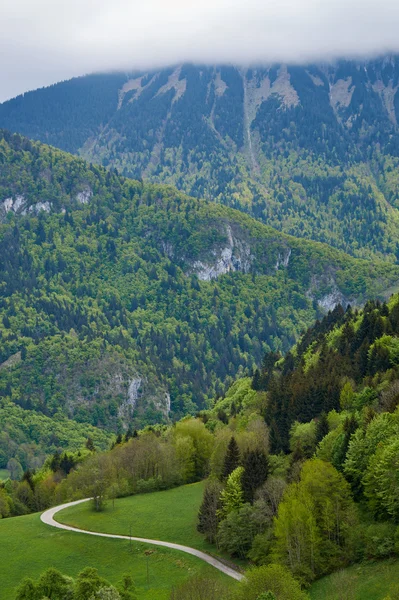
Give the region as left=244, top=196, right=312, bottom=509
left=315, top=412, right=329, bottom=444
left=222, top=437, right=240, bottom=480
left=22, top=469, right=35, bottom=492
left=86, top=437, right=95, bottom=452
left=49, top=451, right=61, bottom=473
left=124, top=426, right=133, bottom=442
left=197, top=479, right=223, bottom=543
left=252, top=368, right=261, bottom=390
left=59, top=453, right=76, bottom=475
left=241, top=449, right=269, bottom=504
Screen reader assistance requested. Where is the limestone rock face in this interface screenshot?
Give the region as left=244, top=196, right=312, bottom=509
left=190, top=225, right=253, bottom=281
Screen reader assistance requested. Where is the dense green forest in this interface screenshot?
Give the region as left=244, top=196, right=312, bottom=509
left=1, top=129, right=398, bottom=470
left=3, top=60, right=399, bottom=261
left=7, top=293, right=399, bottom=599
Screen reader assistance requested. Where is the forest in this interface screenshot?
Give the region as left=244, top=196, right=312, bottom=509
left=7, top=293, right=399, bottom=599
left=3, top=61, right=399, bottom=263
left=1, top=120, right=399, bottom=598
left=1, top=130, right=397, bottom=475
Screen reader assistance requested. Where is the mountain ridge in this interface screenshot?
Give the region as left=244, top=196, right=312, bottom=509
left=1, top=130, right=398, bottom=435
left=3, top=58, right=399, bottom=262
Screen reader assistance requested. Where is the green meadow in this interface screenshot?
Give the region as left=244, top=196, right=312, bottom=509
left=310, top=559, right=399, bottom=600
left=56, top=482, right=213, bottom=552
left=0, top=482, right=236, bottom=599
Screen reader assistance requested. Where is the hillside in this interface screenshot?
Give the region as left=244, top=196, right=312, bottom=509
left=0, top=504, right=232, bottom=600
left=3, top=60, right=399, bottom=261
left=189, top=291, right=399, bottom=590
left=244, top=295, right=399, bottom=452
left=1, top=130, right=398, bottom=443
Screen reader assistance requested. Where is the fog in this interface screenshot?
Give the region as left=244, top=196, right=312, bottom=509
left=1, top=0, right=399, bottom=101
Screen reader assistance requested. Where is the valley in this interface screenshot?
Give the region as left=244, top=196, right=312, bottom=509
left=1, top=14, right=399, bottom=596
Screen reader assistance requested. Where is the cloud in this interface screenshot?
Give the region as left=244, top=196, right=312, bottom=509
left=1, top=0, right=399, bottom=101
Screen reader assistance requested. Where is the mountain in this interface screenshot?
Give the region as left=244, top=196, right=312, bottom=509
left=1, top=130, right=398, bottom=436
left=254, top=296, right=399, bottom=453
left=2, top=59, right=399, bottom=261
left=212, top=291, right=399, bottom=458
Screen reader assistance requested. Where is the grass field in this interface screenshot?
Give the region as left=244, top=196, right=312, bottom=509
left=310, top=558, right=399, bottom=600
left=4, top=481, right=398, bottom=600
left=0, top=482, right=237, bottom=599
left=0, top=468, right=10, bottom=480
left=56, top=481, right=215, bottom=553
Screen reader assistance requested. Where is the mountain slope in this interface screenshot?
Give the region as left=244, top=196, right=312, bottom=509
left=249, top=295, right=399, bottom=452
left=3, top=60, right=399, bottom=261
left=1, top=130, right=398, bottom=432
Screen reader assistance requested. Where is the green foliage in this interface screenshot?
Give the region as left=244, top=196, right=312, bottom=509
left=212, top=378, right=261, bottom=418
left=173, top=419, right=213, bottom=480
left=363, top=523, right=397, bottom=559
left=218, top=504, right=260, bottom=558
left=222, top=437, right=241, bottom=480
left=259, top=299, right=399, bottom=452
left=233, top=564, right=309, bottom=600
left=74, top=567, right=110, bottom=600
left=289, top=421, right=317, bottom=460
left=363, top=437, right=399, bottom=520
left=273, top=460, right=356, bottom=582
left=197, top=479, right=223, bottom=544
left=0, top=402, right=111, bottom=470
left=0, top=131, right=397, bottom=444
left=219, top=467, right=245, bottom=517
left=14, top=566, right=136, bottom=600
left=5, top=63, right=399, bottom=266
left=344, top=410, right=399, bottom=498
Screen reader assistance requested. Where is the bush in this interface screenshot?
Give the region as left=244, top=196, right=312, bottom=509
left=247, top=530, right=274, bottom=565
left=218, top=504, right=259, bottom=558
left=170, top=575, right=228, bottom=600
left=364, top=523, right=396, bottom=559
left=233, top=564, right=309, bottom=600
left=135, top=476, right=163, bottom=494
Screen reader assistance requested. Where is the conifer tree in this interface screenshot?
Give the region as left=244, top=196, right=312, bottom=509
left=242, top=450, right=269, bottom=504
left=315, top=412, right=329, bottom=444
left=86, top=437, right=95, bottom=452
left=222, top=436, right=240, bottom=480
left=197, top=479, right=223, bottom=543
left=219, top=467, right=245, bottom=517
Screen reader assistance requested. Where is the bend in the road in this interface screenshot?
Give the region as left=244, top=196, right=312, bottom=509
left=40, top=498, right=244, bottom=582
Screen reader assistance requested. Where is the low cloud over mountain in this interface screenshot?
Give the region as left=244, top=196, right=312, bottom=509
left=1, top=0, right=399, bottom=101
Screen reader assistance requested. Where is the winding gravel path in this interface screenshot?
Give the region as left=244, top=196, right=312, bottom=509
left=41, top=498, right=244, bottom=581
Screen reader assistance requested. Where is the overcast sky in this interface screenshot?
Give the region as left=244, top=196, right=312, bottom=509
left=1, top=0, right=399, bottom=102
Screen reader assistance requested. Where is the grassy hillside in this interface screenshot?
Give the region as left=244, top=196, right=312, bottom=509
left=310, top=559, right=399, bottom=600
left=0, top=510, right=234, bottom=599
left=1, top=130, right=398, bottom=442
left=57, top=481, right=213, bottom=552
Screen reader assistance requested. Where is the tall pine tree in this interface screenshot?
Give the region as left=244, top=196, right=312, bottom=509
left=197, top=479, right=223, bottom=543
left=222, top=437, right=240, bottom=480
left=242, top=449, right=269, bottom=503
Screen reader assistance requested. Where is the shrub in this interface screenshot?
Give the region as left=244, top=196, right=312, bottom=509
left=233, top=564, right=309, bottom=600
